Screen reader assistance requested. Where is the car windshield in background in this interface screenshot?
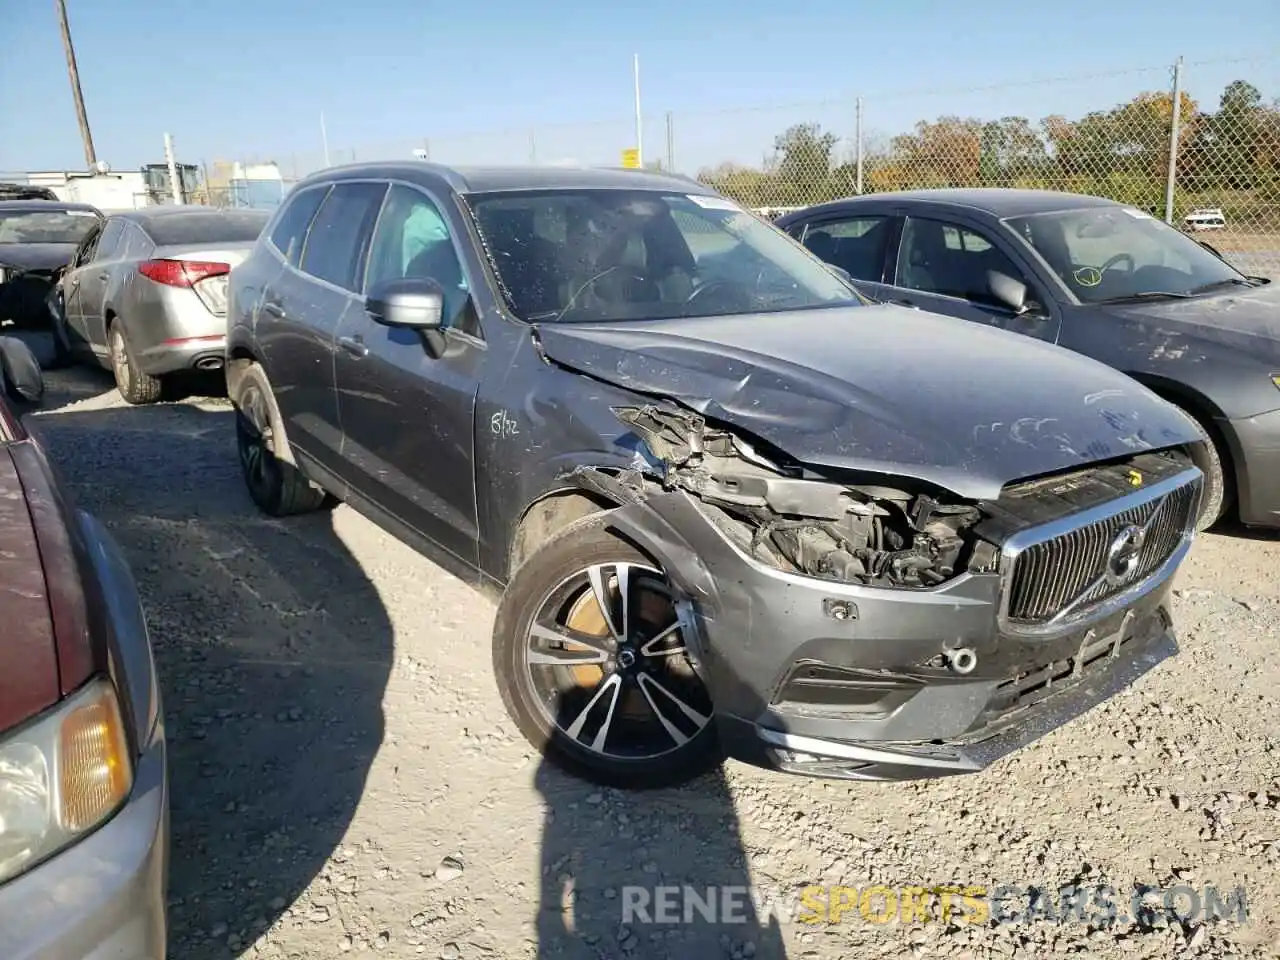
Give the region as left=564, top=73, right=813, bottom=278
left=1005, top=206, right=1251, bottom=304
left=0, top=210, right=101, bottom=244
left=466, top=189, right=859, bottom=323
left=145, top=210, right=270, bottom=246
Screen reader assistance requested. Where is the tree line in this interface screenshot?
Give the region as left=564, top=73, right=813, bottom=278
left=697, top=80, right=1280, bottom=224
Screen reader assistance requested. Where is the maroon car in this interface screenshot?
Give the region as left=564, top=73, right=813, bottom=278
left=0, top=394, right=168, bottom=957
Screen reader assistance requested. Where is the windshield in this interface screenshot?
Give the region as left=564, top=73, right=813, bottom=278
left=1005, top=206, right=1249, bottom=304
left=0, top=209, right=101, bottom=244
left=466, top=189, right=860, bottom=322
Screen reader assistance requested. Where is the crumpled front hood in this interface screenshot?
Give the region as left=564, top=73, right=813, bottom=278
left=0, top=243, right=78, bottom=273
left=536, top=305, right=1205, bottom=500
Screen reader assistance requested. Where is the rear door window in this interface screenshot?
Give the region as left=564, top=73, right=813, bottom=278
left=92, top=219, right=126, bottom=262
left=270, top=186, right=330, bottom=267
left=299, top=182, right=389, bottom=293
left=801, top=215, right=893, bottom=282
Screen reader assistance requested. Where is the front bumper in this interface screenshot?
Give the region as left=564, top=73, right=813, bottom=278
left=0, top=507, right=169, bottom=958
left=606, top=490, right=1183, bottom=782
left=0, top=734, right=169, bottom=959
left=1219, top=407, right=1280, bottom=528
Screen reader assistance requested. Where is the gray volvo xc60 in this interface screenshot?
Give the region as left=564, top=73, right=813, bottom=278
left=225, top=162, right=1206, bottom=788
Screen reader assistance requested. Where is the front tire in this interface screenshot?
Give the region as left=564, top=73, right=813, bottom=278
left=492, top=515, right=720, bottom=789
left=46, top=295, right=73, bottom=370
left=108, top=322, right=162, bottom=404
left=232, top=363, right=329, bottom=517
left=1184, top=415, right=1231, bottom=532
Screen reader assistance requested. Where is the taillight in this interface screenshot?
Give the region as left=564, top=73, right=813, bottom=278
left=138, top=259, right=231, bottom=287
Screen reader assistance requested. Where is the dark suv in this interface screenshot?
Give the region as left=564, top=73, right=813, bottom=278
left=226, top=163, right=1205, bottom=788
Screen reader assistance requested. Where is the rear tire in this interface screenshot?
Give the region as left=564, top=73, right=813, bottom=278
left=108, top=322, right=162, bottom=404
left=492, top=515, right=721, bottom=789
left=232, top=362, right=329, bottom=517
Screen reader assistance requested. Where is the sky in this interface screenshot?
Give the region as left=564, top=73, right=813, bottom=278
left=1, top=0, right=1277, bottom=179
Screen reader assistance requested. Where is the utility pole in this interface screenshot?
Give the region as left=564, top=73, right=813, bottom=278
left=164, top=133, right=184, bottom=204
left=855, top=97, right=864, bottom=195
left=1163, top=56, right=1184, bottom=224
left=55, top=0, right=97, bottom=168
left=633, top=54, right=643, bottom=166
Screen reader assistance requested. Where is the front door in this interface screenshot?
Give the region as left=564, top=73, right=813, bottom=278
left=888, top=214, right=1061, bottom=343
left=332, top=182, right=482, bottom=567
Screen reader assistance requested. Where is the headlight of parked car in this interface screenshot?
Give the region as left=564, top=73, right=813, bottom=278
left=0, top=678, right=134, bottom=885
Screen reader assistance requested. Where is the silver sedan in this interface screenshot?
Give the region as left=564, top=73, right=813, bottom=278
left=51, top=207, right=270, bottom=403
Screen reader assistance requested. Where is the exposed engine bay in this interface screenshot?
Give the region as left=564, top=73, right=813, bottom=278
left=594, top=405, right=1199, bottom=591
left=610, top=406, right=992, bottom=588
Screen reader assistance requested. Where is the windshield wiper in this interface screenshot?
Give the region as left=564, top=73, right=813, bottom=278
left=1095, top=290, right=1192, bottom=304
left=1187, top=277, right=1262, bottom=295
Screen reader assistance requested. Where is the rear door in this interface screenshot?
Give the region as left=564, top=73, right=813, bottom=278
left=886, top=212, right=1062, bottom=343
left=60, top=221, right=103, bottom=349
left=74, top=218, right=126, bottom=335
left=261, top=181, right=386, bottom=481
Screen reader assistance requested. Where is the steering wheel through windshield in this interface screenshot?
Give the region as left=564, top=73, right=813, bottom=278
left=1100, top=252, right=1135, bottom=274
left=685, top=278, right=753, bottom=312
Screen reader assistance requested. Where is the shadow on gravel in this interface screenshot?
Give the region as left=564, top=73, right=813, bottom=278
left=25, top=400, right=391, bottom=959
left=1209, top=518, right=1280, bottom=542
left=535, top=732, right=788, bottom=958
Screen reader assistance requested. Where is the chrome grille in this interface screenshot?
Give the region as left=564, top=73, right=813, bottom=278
left=1004, top=473, right=1200, bottom=626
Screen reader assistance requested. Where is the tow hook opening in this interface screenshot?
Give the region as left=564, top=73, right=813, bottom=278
left=947, top=647, right=978, bottom=675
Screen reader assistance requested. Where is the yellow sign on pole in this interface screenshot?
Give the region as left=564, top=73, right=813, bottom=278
left=621, top=148, right=640, bottom=169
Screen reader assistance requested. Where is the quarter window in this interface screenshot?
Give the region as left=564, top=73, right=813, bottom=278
left=299, top=182, right=388, bottom=293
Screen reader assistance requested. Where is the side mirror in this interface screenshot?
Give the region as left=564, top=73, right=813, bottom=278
left=988, top=270, right=1029, bottom=314
left=365, top=277, right=445, bottom=329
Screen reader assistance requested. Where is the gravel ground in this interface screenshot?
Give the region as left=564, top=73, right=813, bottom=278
left=20, top=365, right=1280, bottom=960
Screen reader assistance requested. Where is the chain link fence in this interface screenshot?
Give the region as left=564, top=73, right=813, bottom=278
left=194, top=55, right=1278, bottom=273
left=690, top=58, right=1280, bottom=276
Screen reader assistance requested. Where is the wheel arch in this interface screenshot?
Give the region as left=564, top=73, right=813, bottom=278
left=507, top=486, right=618, bottom=579
left=1127, top=370, right=1239, bottom=506
left=226, top=355, right=301, bottom=467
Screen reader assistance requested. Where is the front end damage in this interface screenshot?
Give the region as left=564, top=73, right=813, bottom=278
left=566, top=404, right=1203, bottom=781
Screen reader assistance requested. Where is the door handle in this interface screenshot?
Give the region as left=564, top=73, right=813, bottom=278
left=96, top=272, right=109, bottom=281
left=262, top=302, right=286, bottom=318
left=338, top=335, right=368, bottom=358
left=889, top=298, right=919, bottom=309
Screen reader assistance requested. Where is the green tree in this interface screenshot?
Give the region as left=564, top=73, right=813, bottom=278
left=769, top=123, right=839, bottom=204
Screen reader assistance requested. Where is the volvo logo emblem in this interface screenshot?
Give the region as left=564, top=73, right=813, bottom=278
left=1105, top=524, right=1146, bottom=585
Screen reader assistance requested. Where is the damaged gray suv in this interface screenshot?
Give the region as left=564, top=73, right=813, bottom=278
left=226, top=163, right=1206, bottom=788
